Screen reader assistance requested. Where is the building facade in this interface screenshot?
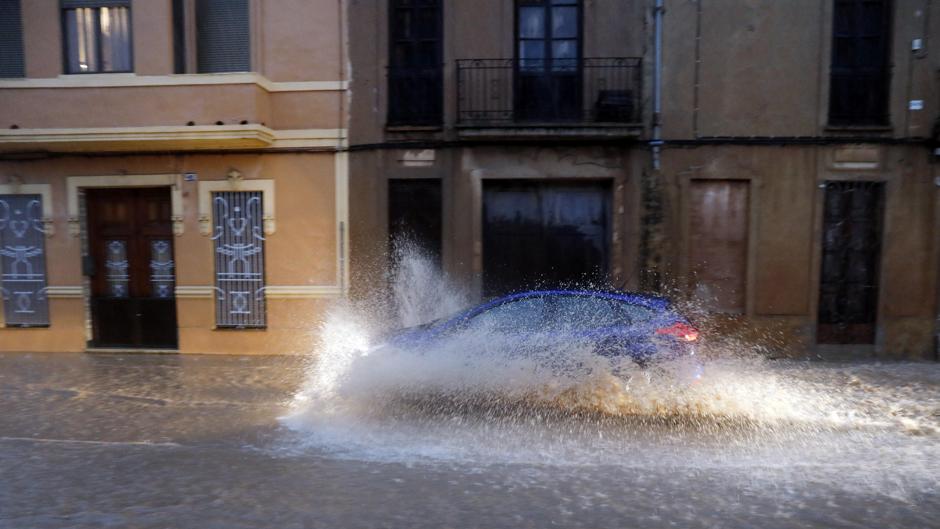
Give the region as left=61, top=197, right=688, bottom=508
left=348, top=0, right=940, bottom=359
left=0, top=0, right=349, bottom=354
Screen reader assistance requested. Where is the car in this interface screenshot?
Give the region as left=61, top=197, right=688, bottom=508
left=380, top=290, right=702, bottom=377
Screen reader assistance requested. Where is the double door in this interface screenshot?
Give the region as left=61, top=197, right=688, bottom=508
left=86, top=188, right=177, bottom=349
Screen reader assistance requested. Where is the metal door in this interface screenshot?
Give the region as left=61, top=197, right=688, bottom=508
left=688, top=180, right=750, bottom=313
left=86, top=188, right=177, bottom=348
left=483, top=180, right=610, bottom=297
left=817, top=181, right=884, bottom=344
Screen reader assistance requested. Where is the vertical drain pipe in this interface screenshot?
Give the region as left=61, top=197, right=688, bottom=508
left=651, top=0, right=664, bottom=170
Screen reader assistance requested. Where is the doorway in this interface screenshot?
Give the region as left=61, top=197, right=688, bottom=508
left=515, top=0, right=581, bottom=121
left=483, top=180, right=610, bottom=297
left=817, top=181, right=884, bottom=344
left=86, top=187, right=178, bottom=349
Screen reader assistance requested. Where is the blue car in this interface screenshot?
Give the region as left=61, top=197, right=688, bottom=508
left=384, top=290, right=701, bottom=369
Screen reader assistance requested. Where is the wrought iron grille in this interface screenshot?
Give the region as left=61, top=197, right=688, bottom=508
left=0, top=194, right=49, bottom=326
left=211, top=191, right=266, bottom=328
left=456, top=57, right=642, bottom=126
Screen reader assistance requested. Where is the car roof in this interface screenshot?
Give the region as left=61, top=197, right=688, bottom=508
left=489, top=289, right=672, bottom=311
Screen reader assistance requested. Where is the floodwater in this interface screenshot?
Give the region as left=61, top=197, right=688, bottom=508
left=1, top=351, right=939, bottom=529
left=3, top=250, right=940, bottom=528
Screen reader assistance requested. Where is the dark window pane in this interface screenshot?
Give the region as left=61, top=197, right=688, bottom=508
left=65, top=8, right=99, bottom=73
left=99, top=7, right=131, bottom=71
left=828, top=0, right=890, bottom=125
left=551, top=6, right=577, bottom=38
left=388, top=0, right=442, bottom=125
left=519, top=6, right=545, bottom=38
left=196, top=0, right=250, bottom=73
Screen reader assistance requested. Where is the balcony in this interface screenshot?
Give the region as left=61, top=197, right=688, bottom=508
left=456, top=57, right=643, bottom=138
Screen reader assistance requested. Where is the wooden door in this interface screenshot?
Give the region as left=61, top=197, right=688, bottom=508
left=86, top=188, right=177, bottom=348
left=688, top=180, right=750, bottom=313
left=817, top=181, right=884, bottom=344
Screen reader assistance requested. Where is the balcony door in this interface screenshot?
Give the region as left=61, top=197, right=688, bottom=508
left=515, top=0, right=581, bottom=122
left=86, top=188, right=178, bottom=349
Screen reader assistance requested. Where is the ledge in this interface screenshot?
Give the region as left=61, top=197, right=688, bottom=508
left=0, top=73, right=348, bottom=93
left=0, top=125, right=347, bottom=153
left=456, top=123, right=643, bottom=140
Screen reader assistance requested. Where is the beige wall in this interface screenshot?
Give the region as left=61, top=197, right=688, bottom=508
left=0, top=152, right=342, bottom=354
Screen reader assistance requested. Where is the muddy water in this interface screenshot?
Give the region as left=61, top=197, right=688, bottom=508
left=1, top=351, right=938, bottom=529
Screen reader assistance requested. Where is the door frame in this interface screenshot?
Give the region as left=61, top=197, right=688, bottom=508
left=808, top=174, right=891, bottom=357
left=66, top=174, right=184, bottom=352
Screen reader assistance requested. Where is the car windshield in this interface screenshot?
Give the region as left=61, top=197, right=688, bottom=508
left=464, top=296, right=548, bottom=334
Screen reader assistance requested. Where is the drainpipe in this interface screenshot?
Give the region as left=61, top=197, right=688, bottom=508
left=650, top=0, right=664, bottom=171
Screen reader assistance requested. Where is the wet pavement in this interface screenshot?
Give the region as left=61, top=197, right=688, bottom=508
left=1, top=351, right=939, bottom=529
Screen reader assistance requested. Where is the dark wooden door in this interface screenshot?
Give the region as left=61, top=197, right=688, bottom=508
left=688, top=180, right=750, bottom=313
left=483, top=180, right=610, bottom=297
left=817, top=181, right=884, bottom=344
left=86, top=188, right=178, bottom=349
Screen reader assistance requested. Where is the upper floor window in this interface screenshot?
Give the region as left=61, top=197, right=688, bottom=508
left=387, top=0, right=442, bottom=126
left=62, top=0, right=132, bottom=74
left=0, top=0, right=25, bottom=78
left=828, top=0, right=892, bottom=126
left=196, top=0, right=250, bottom=73
left=516, top=0, right=581, bottom=121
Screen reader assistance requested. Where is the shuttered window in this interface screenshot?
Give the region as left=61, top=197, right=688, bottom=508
left=0, top=195, right=50, bottom=327
left=211, top=191, right=266, bottom=328
left=0, top=0, right=25, bottom=77
left=828, top=0, right=892, bottom=125
left=196, top=0, right=250, bottom=73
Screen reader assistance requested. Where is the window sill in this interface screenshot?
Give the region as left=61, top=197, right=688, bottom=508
left=385, top=125, right=444, bottom=133
left=824, top=124, right=893, bottom=133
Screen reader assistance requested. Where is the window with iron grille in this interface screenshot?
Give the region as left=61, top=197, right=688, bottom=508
left=0, top=0, right=25, bottom=78
left=61, top=0, right=132, bottom=74
left=211, top=191, right=266, bottom=328
left=0, top=194, right=49, bottom=327
left=828, top=0, right=892, bottom=126
left=388, top=0, right=442, bottom=126
left=196, top=0, right=250, bottom=73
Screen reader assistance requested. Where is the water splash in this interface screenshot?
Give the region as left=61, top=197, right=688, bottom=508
left=283, top=241, right=939, bottom=465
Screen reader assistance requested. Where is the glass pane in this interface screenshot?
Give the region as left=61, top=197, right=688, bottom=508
left=394, top=8, right=413, bottom=39
left=519, top=6, right=545, bottom=38
left=519, top=40, right=545, bottom=71
left=551, top=40, right=577, bottom=71
left=65, top=8, right=98, bottom=73
left=105, top=239, right=129, bottom=298
left=468, top=297, right=547, bottom=334
left=549, top=296, right=624, bottom=331
left=100, top=7, right=131, bottom=72
left=551, top=6, right=578, bottom=39
left=149, top=239, right=175, bottom=299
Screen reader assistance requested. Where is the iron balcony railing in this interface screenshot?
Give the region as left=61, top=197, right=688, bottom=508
left=456, top=57, right=642, bottom=127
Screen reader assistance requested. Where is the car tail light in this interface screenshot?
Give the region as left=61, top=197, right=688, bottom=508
left=655, top=322, right=699, bottom=342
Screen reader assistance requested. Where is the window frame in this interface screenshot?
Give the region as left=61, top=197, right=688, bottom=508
left=387, top=0, right=444, bottom=127
left=827, top=0, right=893, bottom=127
left=60, top=1, right=134, bottom=75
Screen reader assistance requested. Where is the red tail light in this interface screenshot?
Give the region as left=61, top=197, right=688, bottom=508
left=655, top=322, right=699, bottom=342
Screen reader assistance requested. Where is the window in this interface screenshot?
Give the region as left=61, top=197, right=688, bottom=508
left=466, top=296, right=548, bottom=334
left=62, top=0, right=132, bottom=74
left=0, top=0, right=25, bottom=78
left=828, top=0, right=892, bottom=126
left=515, top=0, right=581, bottom=121
left=0, top=195, right=49, bottom=327
left=388, top=0, right=442, bottom=126
left=196, top=0, right=250, bottom=73
left=548, top=296, right=626, bottom=331
left=212, top=191, right=266, bottom=328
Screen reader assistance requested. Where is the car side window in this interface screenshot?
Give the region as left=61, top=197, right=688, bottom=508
left=614, top=302, right=657, bottom=324
left=465, top=296, right=547, bottom=334
left=548, top=295, right=627, bottom=331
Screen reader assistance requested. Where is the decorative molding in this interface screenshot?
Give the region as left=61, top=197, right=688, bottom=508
left=45, top=286, right=83, bottom=298
left=198, top=178, right=276, bottom=236
left=0, top=126, right=347, bottom=153
left=0, top=73, right=348, bottom=93
left=67, top=174, right=184, bottom=236
left=175, top=286, right=214, bottom=299
left=174, top=285, right=342, bottom=299
left=0, top=183, right=54, bottom=237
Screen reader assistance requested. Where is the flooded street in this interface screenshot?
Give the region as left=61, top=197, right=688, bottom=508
left=1, top=351, right=938, bottom=529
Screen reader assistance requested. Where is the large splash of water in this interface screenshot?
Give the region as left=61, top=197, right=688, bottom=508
left=282, top=242, right=939, bottom=464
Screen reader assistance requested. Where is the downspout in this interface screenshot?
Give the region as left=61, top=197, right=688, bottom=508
left=650, top=0, right=664, bottom=171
